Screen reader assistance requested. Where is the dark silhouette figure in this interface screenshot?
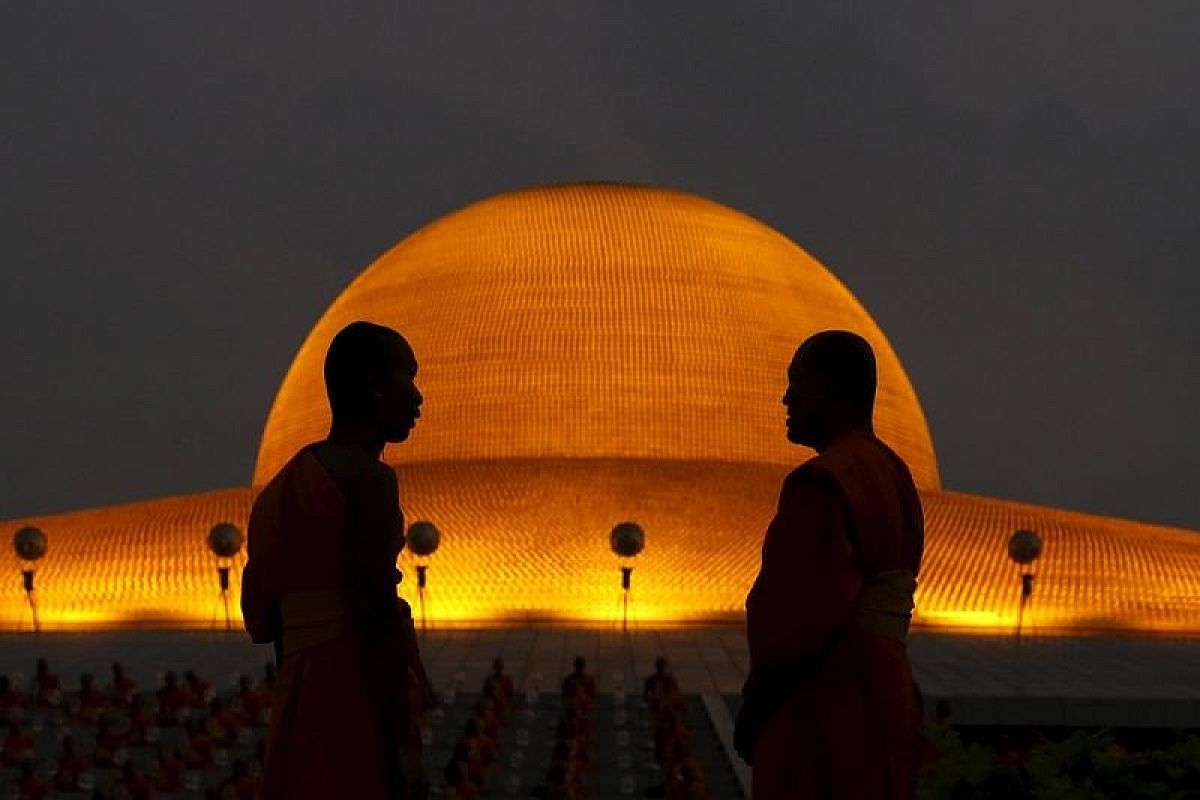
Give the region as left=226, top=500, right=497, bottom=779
left=643, top=656, right=681, bottom=712
left=735, top=330, right=925, bottom=799
left=560, top=656, right=596, bottom=709
left=243, top=321, right=433, bottom=799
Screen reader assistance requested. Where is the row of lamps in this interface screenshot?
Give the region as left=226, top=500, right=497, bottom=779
left=13, top=523, right=1040, bottom=638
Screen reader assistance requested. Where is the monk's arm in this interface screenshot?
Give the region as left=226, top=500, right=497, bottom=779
left=745, top=471, right=858, bottom=667
left=241, top=496, right=276, bottom=644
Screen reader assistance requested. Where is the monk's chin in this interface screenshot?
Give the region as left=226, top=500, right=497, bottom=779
left=786, top=429, right=814, bottom=447
left=385, top=428, right=413, bottom=444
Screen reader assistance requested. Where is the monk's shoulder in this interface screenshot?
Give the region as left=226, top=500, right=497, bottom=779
left=781, top=461, right=841, bottom=500
left=248, top=467, right=287, bottom=524
left=308, top=442, right=395, bottom=500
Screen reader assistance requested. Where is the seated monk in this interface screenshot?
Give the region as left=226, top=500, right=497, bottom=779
left=151, top=743, right=186, bottom=792
left=561, top=657, right=596, bottom=709
left=735, top=331, right=925, bottom=798
left=16, top=761, right=52, bottom=800
left=463, top=717, right=497, bottom=769
left=205, top=696, right=248, bottom=745
left=1, top=720, right=35, bottom=767
left=217, top=759, right=260, bottom=800
left=655, top=724, right=692, bottom=773
left=542, top=759, right=573, bottom=800
left=483, top=681, right=510, bottom=724
left=236, top=673, right=269, bottom=727
left=94, top=714, right=129, bottom=767
left=33, top=658, right=61, bottom=708
left=53, top=735, right=91, bottom=792
left=0, top=676, right=25, bottom=722
left=556, top=706, right=593, bottom=755
left=109, top=662, right=137, bottom=707
left=471, top=698, right=500, bottom=741
left=242, top=322, right=433, bottom=800
left=112, top=761, right=154, bottom=800
left=667, top=758, right=708, bottom=800
left=74, top=672, right=109, bottom=724
left=484, top=657, right=515, bottom=701
left=126, top=695, right=158, bottom=746
left=450, top=739, right=486, bottom=789
left=156, top=671, right=188, bottom=725
left=543, top=741, right=585, bottom=800
left=182, top=716, right=216, bottom=769
left=643, top=657, right=679, bottom=711
left=183, top=670, right=213, bottom=708
left=443, top=761, right=480, bottom=800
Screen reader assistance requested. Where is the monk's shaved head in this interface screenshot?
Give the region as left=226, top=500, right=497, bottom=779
left=793, top=330, right=877, bottom=415
left=324, top=321, right=412, bottom=418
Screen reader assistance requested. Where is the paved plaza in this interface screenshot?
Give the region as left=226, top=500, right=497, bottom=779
left=3, top=626, right=1199, bottom=729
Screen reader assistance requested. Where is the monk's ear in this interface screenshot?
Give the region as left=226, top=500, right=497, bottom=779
left=365, top=367, right=388, bottom=398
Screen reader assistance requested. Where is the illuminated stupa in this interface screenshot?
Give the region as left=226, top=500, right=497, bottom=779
left=4, top=184, right=1199, bottom=632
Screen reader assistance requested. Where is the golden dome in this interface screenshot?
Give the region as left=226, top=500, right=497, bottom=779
left=254, top=184, right=939, bottom=488
left=8, top=185, right=1200, bottom=632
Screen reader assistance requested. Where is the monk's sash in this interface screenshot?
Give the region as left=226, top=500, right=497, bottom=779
left=278, top=591, right=350, bottom=658
left=853, top=569, right=917, bottom=644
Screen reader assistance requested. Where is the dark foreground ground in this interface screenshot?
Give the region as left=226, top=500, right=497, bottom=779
left=1, top=627, right=1198, bottom=798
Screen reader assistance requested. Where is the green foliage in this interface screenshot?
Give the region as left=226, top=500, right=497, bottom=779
left=916, top=725, right=1200, bottom=800
left=1028, top=729, right=1165, bottom=799
left=916, top=722, right=1030, bottom=800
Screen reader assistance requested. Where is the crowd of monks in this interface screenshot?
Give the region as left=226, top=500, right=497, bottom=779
left=438, top=654, right=714, bottom=800
left=1, top=652, right=733, bottom=799
left=0, top=657, right=275, bottom=799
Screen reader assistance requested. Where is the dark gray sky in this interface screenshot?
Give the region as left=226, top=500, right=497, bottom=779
left=2, top=3, right=1196, bottom=529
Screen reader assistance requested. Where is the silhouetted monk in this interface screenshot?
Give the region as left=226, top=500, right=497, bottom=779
left=735, top=330, right=924, bottom=799
left=243, top=321, right=433, bottom=799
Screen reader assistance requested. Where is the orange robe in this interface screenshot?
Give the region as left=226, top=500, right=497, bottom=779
left=242, top=444, right=430, bottom=800
left=743, top=432, right=924, bottom=799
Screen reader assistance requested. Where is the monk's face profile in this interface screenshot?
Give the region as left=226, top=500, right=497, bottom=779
left=374, top=338, right=422, bottom=444
left=782, top=331, right=876, bottom=450
left=782, top=354, right=830, bottom=448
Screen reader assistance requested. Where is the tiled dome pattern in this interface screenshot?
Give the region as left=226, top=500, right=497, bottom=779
left=253, top=184, right=939, bottom=489
left=4, top=465, right=1198, bottom=634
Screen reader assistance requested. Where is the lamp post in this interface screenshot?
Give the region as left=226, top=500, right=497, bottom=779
left=208, top=523, right=244, bottom=631
left=610, top=522, right=645, bottom=633
left=406, top=521, right=440, bottom=632
left=1007, top=529, right=1043, bottom=645
left=13, top=526, right=47, bottom=633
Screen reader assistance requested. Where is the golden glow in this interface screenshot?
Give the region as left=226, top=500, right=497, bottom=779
left=4, top=464, right=1199, bottom=634
left=3, top=184, right=1197, bottom=635
left=254, top=184, right=940, bottom=490
left=2, top=487, right=250, bottom=632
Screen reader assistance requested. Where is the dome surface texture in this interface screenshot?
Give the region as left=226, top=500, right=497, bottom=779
left=255, top=184, right=939, bottom=488
left=4, top=184, right=1200, bottom=631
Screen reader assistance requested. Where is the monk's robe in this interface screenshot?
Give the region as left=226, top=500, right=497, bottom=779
left=242, top=444, right=432, bottom=800
left=739, top=432, right=924, bottom=799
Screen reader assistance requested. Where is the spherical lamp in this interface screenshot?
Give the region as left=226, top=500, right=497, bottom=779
left=610, top=522, right=645, bottom=632
left=13, top=526, right=47, bottom=632
left=407, top=521, right=441, bottom=557
left=610, top=522, right=645, bottom=559
left=1008, top=529, right=1042, bottom=565
left=208, top=523, right=244, bottom=558
left=1007, top=528, right=1043, bottom=642
left=14, top=527, right=48, bottom=563
left=407, top=521, right=441, bottom=632
left=207, top=523, right=243, bottom=631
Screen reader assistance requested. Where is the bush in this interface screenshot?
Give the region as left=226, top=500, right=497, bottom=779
left=916, top=724, right=1200, bottom=800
